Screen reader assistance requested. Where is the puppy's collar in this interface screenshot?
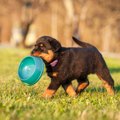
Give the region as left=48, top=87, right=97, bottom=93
left=50, top=59, right=58, bottom=67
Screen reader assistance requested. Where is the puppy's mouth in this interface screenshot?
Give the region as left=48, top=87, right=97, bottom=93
left=31, top=50, right=44, bottom=59
left=31, top=50, right=55, bottom=63
left=31, top=51, right=41, bottom=56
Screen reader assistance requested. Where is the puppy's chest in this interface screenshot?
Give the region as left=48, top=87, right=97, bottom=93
left=46, top=55, right=77, bottom=79
left=46, top=61, right=69, bottom=79
left=47, top=67, right=79, bottom=81
left=46, top=58, right=63, bottom=78
left=46, top=66, right=59, bottom=78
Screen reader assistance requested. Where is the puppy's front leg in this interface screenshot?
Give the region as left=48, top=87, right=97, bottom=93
left=62, top=82, right=77, bottom=97
left=42, top=81, right=60, bottom=98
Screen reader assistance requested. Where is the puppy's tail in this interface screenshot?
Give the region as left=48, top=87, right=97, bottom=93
left=72, top=36, right=94, bottom=48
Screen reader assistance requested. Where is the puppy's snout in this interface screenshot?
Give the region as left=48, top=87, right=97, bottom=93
left=31, top=49, right=41, bottom=56
left=31, top=49, right=37, bottom=55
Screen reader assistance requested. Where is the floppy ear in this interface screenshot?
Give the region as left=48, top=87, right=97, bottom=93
left=49, top=38, right=61, bottom=52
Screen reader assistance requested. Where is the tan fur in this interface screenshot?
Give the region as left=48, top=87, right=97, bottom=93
left=33, top=51, right=40, bottom=56
left=42, top=89, right=56, bottom=98
left=33, top=50, right=55, bottom=62
left=76, top=82, right=89, bottom=93
left=97, top=74, right=115, bottom=95
left=66, top=84, right=77, bottom=96
left=52, top=72, right=58, bottom=77
left=39, top=50, right=55, bottom=62
left=103, top=81, right=115, bottom=95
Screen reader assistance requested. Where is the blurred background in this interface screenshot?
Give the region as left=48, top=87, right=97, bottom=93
left=0, top=0, right=120, bottom=53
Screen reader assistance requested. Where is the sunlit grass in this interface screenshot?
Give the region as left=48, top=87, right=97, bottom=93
left=0, top=48, right=120, bottom=120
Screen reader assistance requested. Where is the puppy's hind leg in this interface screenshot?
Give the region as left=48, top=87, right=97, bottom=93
left=76, top=76, right=89, bottom=94
left=96, top=67, right=115, bottom=95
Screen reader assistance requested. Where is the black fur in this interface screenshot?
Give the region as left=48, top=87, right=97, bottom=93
left=31, top=36, right=115, bottom=96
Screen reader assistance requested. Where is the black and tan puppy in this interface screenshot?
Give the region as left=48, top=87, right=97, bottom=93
left=31, top=36, right=115, bottom=98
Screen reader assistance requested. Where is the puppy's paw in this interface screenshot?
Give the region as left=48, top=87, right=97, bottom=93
left=42, top=92, right=54, bottom=99
left=42, top=94, right=52, bottom=99
left=42, top=88, right=56, bottom=99
left=108, top=89, right=115, bottom=96
left=68, top=92, right=77, bottom=97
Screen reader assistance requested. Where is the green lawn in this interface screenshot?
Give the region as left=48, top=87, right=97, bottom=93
left=0, top=48, right=120, bottom=120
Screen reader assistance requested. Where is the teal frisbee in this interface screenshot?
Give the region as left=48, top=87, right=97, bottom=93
left=18, top=56, right=44, bottom=86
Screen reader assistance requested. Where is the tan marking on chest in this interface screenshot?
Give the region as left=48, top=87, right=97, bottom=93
left=52, top=72, right=58, bottom=77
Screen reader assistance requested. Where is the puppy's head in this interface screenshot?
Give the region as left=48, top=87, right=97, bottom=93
left=31, top=36, right=61, bottom=63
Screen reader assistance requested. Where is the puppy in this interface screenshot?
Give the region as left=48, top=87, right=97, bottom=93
left=31, top=36, right=115, bottom=98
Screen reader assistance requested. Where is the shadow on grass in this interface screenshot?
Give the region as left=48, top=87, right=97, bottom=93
left=115, top=85, right=120, bottom=92
left=86, top=87, right=105, bottom=93
left=86, top=85, right=120, bottom=93
left=110, top=67, right=120, bottom=73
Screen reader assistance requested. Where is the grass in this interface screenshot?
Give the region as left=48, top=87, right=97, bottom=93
left=0, top=48, right=120, bottom=120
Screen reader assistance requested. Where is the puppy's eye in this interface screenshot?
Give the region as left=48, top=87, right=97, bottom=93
left=40, top=44, right=44, bottom=47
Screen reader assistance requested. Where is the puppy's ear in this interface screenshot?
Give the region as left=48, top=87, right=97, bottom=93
left=49, top=38, right=61, bottom=52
